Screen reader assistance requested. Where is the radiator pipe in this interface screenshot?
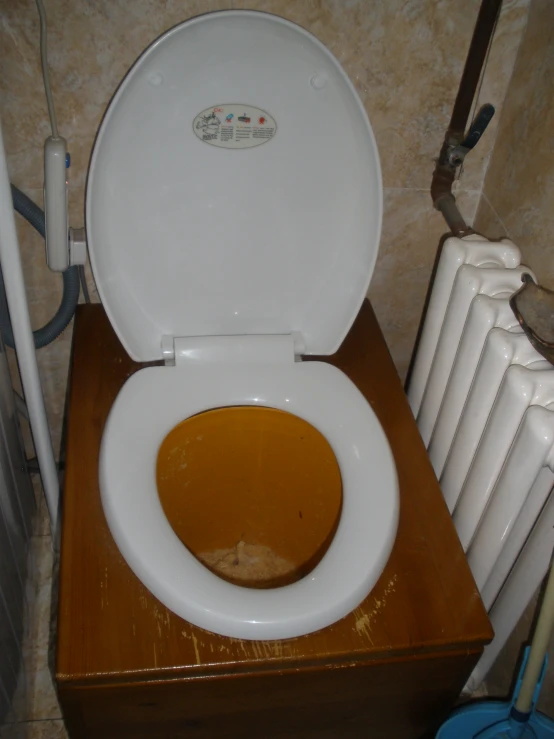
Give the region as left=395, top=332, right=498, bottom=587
left=431, top=0, right=503, bottom=236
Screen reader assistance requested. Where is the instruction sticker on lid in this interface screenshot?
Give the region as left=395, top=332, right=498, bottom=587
left=193, top=104, right=276, bottom=149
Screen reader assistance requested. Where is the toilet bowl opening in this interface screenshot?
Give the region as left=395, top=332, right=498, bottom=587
left=156, top=406, right=343, bottom=589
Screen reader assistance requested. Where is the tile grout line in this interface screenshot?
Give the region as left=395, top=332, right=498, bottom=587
left=482, top=190, right=513, bottom=240
left=383, top=186, right=482, bottom=194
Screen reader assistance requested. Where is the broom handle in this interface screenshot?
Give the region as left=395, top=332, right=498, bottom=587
left=514, top=553, right=554, bottom=713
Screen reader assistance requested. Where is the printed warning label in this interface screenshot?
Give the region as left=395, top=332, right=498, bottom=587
left=193, top=104, right=276, bottom=149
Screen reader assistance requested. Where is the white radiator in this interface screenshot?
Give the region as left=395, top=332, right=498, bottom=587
left=408, top=235, right=554, bottom=689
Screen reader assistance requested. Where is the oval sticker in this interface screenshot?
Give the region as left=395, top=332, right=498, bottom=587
left=193, top=104, right=276, bottom=149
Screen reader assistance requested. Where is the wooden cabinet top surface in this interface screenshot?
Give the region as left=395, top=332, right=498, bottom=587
left=57, top=301, right=492, bottom=686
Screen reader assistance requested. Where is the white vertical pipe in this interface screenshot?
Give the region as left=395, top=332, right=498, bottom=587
left=417, top=265, right=531, bottom=446
left=408, top=238, right=471, bottom=418
left=466, top=488, right=554, bottom=690
left=481, top=467, right=554, bottom=610
left=428, top=295, right=517, bottom=483
left=467, top=405, right=554, bottom=591
left=453, top=365, right=554, bottom=550
left=441, top=330, right=546, bottom=516
left=407, top=236, right=521, bottom=418
left=0, top=120, right=59, bottom=533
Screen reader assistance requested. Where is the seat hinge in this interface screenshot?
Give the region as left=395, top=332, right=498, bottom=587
left=161, top=333, right=306, bottom=367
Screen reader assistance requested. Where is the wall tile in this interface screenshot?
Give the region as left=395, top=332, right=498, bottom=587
left=474, top=193, right=508, bottom=241
left=478, top=0, right=554, bottom=287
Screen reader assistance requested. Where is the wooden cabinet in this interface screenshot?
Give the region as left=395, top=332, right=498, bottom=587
left=56, top=302, right=492, bottom=739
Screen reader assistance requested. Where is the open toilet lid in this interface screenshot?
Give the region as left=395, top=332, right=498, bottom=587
left=86, top=11, right=383, bottom=361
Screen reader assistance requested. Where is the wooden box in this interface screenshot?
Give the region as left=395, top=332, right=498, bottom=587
left=56, top=302, right=492, bottom=738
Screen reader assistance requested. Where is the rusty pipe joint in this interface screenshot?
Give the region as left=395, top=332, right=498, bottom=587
left=431, top=139, right=475, bottom=239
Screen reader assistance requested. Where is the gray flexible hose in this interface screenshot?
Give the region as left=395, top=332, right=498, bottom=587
left=0, top=185, right=80, bottom=349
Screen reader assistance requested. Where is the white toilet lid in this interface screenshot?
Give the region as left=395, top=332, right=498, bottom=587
left=86, top=11, right=383, bottom=361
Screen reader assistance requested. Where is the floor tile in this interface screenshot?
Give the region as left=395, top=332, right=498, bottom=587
left=0, top=719, right=67, bottom=739
left=10, top=538, right=61, bottom=724
left=31, top=479, right=51, bottom=538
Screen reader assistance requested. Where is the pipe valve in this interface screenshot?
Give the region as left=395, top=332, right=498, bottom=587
left=447, top=103, right=495, bottom=167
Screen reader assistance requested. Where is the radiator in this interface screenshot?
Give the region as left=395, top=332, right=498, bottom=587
left=408, top=235, right=554, bottom=689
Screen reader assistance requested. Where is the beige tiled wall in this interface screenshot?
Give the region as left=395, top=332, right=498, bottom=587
left=473, top=0, right=554, bottom=711
left=474, top=0, right=554, bottom=288
left=0, top=0, right=529, bottom=458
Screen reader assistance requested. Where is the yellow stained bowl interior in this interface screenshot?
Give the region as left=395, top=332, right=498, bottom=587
left=156, top=406, right=343, bottom=588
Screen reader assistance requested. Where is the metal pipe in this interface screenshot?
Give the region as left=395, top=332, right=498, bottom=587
left=431, top=0, right=503, bottom=236
left=436, top=196, right=474, bottom=239
left=0, top=119, right=59, bottom=535
left=448, top=0, right=503, bottom=141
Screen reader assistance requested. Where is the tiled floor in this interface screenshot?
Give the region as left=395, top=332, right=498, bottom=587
left=0, top=490, right=67, bottom=739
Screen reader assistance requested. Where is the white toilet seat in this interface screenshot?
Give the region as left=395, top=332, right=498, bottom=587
left=100, top=360, right=398, bottom=640
left=89, top=10, right=399, bottom=641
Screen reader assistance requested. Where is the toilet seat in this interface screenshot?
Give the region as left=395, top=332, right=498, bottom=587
left=101, top=358, right=398, bottom=640
left=87, top=10, right=400, bottom=640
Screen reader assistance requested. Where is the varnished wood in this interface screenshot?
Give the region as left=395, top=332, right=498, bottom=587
left=60, top=650, right=480, bottom=739
left=57, top=301, right=492, bottom=738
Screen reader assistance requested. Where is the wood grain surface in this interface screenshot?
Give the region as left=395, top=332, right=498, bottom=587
left=60, top=650, right=482, bottom=739
left=56, top=301, right=492, bottom=738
